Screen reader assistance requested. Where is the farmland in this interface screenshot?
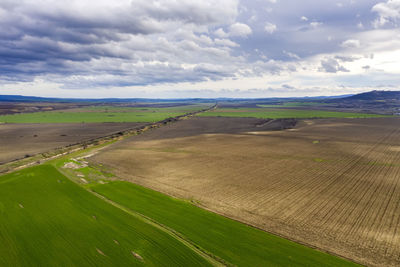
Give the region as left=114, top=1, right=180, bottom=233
left=0, top=148, right=357, bottom=267
left=0, top=103, right=212, bottom=164
left=0, top=104, right=210, bottom=123
left=89, top=116, right=400, bottom=266
left=1, top=93, right=399, bottom=266
left=0, top=165, right=212, bottom=266
left=89, top=181, right=356, bottom=267
left=257, top=101, right=328, bottom=107
left=198, top=107, right=390, bottom=119
left=0, top=122, right=146, bottom=164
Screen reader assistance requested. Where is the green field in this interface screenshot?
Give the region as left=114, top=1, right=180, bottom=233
left=0, top=165, right=211, bottom=266
left=90, top=181, right=358, bottom=267
left=258, top=102, right=328, bottom=108
left=198, top=108, right=389, bottom=119
left=82, top=105, right=210, bottom=113
left=0, top=105, right=210, bottom=123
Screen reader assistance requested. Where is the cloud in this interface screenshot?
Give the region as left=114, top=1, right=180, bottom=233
left=214, top=23, right=252, bottom=39
left=214, top=38, right=240, bottom=47
left=301, top=16, right=309, bottom=21
left=1, top=0, right=400, bottom=97
left=319, top=58, right=350, bottom=73
left=372, top=0, right=400, bottom=27
left=214, top=28, right=229, bottom=38
left=310, top=21, right=323, bottom=28
left=334, top=55, right=360, bottom=62
left=264, top=22, right=277, bottom=34
left=0, top=0, right=244, bottom=86
left=340, top=39, right=361, bottom=48
left=283, top=50, right=300, bottom=60
left=228, top=22, right=253, bottom=37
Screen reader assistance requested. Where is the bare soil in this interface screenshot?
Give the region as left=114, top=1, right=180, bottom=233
left=0, top=122, right=145, bottom=164
left=90, top=117, right=400, bottom=267
left=0, top=102, right=92, bottom=115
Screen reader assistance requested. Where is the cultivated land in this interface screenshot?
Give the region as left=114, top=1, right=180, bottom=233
left=0, top=103, right=212, bottom=164
left=0, top=165, right=211, bottom=266
left=89, top=116, right=400, bottom=266
left=198, top=107, right=390, bottom=119
left=0, top=101, right=92, bottom=115
left=0, top=132, right=356, bottom=267
left=0, top=104, right=210, bottom=123
left=0, top=122, right=146, bottom=164
left=89, top=181, right=356, bottom=267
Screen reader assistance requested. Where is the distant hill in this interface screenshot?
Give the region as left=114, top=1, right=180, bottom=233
left=323, top=90, right=400, bottom=114
left=340, top=90, right=400, bottom=101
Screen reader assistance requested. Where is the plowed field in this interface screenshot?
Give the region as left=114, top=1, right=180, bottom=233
left=0, top=123, right=145, bottom=164
left=90, top=117, right=400, bottom=266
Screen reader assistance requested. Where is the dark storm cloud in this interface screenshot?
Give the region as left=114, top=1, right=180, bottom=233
left=0, top=0, right=242, bottom=85
left=0, top=0, right=398, bottom=92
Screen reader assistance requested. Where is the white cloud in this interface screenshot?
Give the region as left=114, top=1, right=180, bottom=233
left=301, top=16, right=308, bottom=21
left=214, top=28, right=229, bottom=38
left=214, top=38, right=239, bottom=47
left=372, top=0, right=400, bottom=27
left=248, top=15, right=257, bottom=23
left=341, top=39, right=361, bottom=48
left=264, top=22, right=277, bottom=34
left=310, top=21, right=323, bottom=28
left=228, top=22, right=252, bottom=37
left=283, top=50, right=300, bottom=60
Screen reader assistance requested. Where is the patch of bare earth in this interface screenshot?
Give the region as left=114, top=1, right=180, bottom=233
left=131, top=251, right=144, bottom=261
left=90, top=117, right=400, bottom=267
left=96, top=248, right=106, bottom=256
left=63, top=162, right=81, bottom=169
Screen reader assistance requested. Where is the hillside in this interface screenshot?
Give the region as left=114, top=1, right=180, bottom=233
left=343, top=90, right=400, bottom=101
left=323, top=90, right=400, bottom=114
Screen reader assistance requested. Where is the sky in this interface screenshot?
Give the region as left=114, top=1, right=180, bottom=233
left=0, top=0, right=400, bottom=98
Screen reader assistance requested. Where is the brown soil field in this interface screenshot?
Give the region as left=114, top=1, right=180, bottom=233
left=0, top=122, right=145, bottom=164
left=0, top=102, right=93, bottom=115
left=90, top=116, right=400, bottom=266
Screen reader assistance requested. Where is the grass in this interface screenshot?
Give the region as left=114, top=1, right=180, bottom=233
left=258, top=102, right=327, bottom=108
left=0, top=104, right=211, bottom=123
left=0, top=165, right=211, bottom=266
left=90, top=181, right=359, bottom=267
left=82, top=105, right=211, bottom=113
left=0, top=111, right=187, bottom=123
left=198, top=108, right=390, bottom=119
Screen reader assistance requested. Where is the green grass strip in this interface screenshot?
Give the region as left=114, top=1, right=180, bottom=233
left=90, top=181, right=360, bottom=267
